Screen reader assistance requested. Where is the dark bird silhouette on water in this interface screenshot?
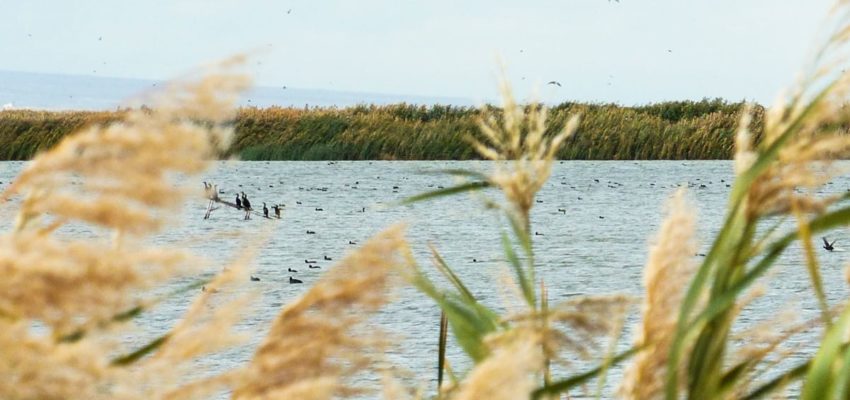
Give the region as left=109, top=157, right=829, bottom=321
left=309, top=265, right=321, bottom=269
left=288, top=267, right=298, bottom=272
left=823, top=237, right=837, bottom=251
left=263, top=202, right=269, bottom=218
left=306, top=230, right=316, bottom=234
left=305, top=259, right=317, bottom=264
left=273, top=204, right=281, bottom=218
left=289, top=276, right=303, bottom=284
left=235, top=194, right=242, bottom=209
left=241, top=192, right=252, bottom=220
left=323, top=255, right=332, bottom=261
left=547, top=81, right=562, bottom=87
left=250, top=275, right=261, bottom=282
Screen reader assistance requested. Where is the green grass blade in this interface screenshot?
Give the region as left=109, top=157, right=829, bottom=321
left=429, top=244, right=477, bottom=303
left=111, top=334, right=170, bottom=366
left=408, top=266, right=500, bottom=361
left=666, top=201, right=748, bottom=399
left=433, top=168, right=491, bottom=181
left=507, top=211, right=532, bottom=256
left=794, top=208, right=831, bottom=326
left=58, top=278, right=209, bottom=343
left=834, top=344, right=850, bottom=399
left=672, top=204, right=850, bottom=398
left=502, top=230, right=535, bottom=307
left=400, top=181, right=491, bottom=205
left=742, top=360, right=810, bottom=400
left=802, top=303, right=850, bottom=399
left=531, top=347, right=638, bottom=399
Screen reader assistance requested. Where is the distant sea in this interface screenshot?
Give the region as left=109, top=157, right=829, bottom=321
left=0, top=70, right=474, bottom=111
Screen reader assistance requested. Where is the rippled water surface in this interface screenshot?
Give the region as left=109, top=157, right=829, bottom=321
left=2, top=160, right=847, bottom=397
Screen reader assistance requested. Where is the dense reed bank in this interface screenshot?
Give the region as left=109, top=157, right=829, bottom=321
left=0, top=99, right=762, bottom=160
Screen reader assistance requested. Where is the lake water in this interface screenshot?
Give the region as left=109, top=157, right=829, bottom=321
left=1, top=160, right=847, bottom=398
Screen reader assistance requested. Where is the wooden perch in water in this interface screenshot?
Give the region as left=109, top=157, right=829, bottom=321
left=202, top=183, right=281, bottom=220
left=205, top=197, right=278, bottom=220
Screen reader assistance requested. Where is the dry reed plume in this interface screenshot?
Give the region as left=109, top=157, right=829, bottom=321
left=233, top=225, right=410, bottom=400
left=453, top=333, right=543, bottom=400
left=0, top=59, right=252, bottom=399
left=7, top=1, right=850, bottom=397
left=619, top=189, right=697, bottom=399
left=471, top=77, right=579, bottom=227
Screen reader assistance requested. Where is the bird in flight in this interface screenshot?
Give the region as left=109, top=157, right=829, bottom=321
left=823, top=237, right=837, bottom=251
left=547, top=81, right=562, bottom=87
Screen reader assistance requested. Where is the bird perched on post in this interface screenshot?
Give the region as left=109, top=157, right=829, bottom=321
left=241, top=192, right=252, bottom=220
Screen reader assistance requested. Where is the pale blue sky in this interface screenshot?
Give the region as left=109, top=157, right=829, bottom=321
left=0, top=0, right=836, bottom=105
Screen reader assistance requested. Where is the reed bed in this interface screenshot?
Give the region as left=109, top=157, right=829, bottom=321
left=0, top=99, right=753, bottom=161
left=5, top=2, right=850, bottom=399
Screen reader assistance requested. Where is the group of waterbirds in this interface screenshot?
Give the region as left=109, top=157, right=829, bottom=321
left=246, top=256, right=333, bottom=286
left=204, top=182, right=285, bottom=220
left=234, top=191, right=283, bottom=220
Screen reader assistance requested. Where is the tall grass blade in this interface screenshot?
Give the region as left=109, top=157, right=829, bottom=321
left=802, top=302, right=850, bottom=399
left=792, top=200, right=831, bottom=326
left=532, top=347, right=638, bottom=399
left=400, top=181, right=490, bottom=205
left=111, top=334, right=170, bottom=366
left=438, top=310, right=448, bottom=392
left=408, top=267, right=500, bottom=361
left=502, top=230, right=535, bottom=306
left=430, top=244, right=477, bottom=302
left=742, top=360, right=810, bottom=400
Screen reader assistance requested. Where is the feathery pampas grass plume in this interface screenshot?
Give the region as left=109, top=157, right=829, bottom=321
left=233, top=225, right=409, bottom=400
left=0, top=59, right=251, bottom=399
left=737, top=7, right=850, bottom=222
left=499, top=295, right=631, bottom=365
left=471, top=77, right=578, bottom=227
left=452, top=333, right=543, bottom=400
left=619, top=189, right=697, bottom=399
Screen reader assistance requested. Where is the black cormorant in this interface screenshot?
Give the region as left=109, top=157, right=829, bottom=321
left=823, top=237, right=837, bottom=251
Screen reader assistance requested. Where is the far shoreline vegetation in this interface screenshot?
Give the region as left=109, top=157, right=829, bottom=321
left=0, top=98, right=763, bottom=161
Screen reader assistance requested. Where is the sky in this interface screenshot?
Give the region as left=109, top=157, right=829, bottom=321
left=0, top=0, right=837, bottom=105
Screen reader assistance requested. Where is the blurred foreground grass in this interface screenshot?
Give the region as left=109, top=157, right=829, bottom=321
left=6, top=3, right=850, bottom=399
